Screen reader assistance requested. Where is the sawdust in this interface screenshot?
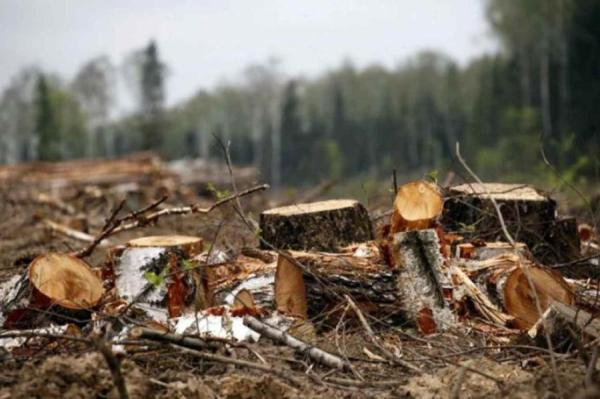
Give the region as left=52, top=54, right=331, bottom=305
left=404, top=357, right=534, bottom=399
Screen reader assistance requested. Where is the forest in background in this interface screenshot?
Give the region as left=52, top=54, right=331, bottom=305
left=1, top=0, right=599, bottom=189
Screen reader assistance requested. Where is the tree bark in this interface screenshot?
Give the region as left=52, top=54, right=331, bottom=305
left=108, top=235, right=206, bottom=318
left=260, top=199, right=373, bottom=251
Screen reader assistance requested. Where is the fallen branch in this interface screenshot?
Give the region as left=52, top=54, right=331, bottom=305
left=110, top=183, right=269, bottom=235
left=42, top=219, right=111, bottom=246
left=131, top=327, right=221, bottom=351
left=243, top=315, right=351, bottom=371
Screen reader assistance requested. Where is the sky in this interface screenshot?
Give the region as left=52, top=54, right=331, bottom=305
left=0, top=0, right=495, bottom=109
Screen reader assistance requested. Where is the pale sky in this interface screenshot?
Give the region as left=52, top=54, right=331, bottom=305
left=0, top=0, right=495, bottom=108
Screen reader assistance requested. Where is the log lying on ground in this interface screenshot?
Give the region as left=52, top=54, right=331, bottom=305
left=390, top=180, right=443, bottom=234
left=527, top=301, right=600, bottom=341
left=462, top=254, right=574, bottom=330
left=274, top=251, right=401, bottom=322
left=259, top=199, right=373, bottom=251
left=243, top=315, right=351, bottom=370
left=108, top=235, right=205, bottom=319
left=393, top=229, right=455, bottom=333
left=441, top=183, right=579, bottom=264
left=206, top=254, right=277, bottom=309
left=455, top=241, right=527, bottom=261
left=0, top=151, right=165, bottom=189
left=1, top=253, right=104, bottom=327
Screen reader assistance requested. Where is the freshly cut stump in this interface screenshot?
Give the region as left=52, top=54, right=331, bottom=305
left=29, top=253, right=104, bottom=309
left=390, top=180, right=443, bottom=234
left=110, top=235, right=205, bottom=319
left=441, top=183, right=579, bottom=264
left=504, top=266, right=574, bottom=330
left=1, top=253, right=104, bottom=327
left=465, top=254, right=574, bottom=330
left=259, top=199, right=373, bottom=251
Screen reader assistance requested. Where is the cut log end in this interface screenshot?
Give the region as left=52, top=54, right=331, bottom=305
left=274, top=255, right=308, bottom=319
left=29, top=253, right=104, bottom=309
left=127, top=235, right=203, bottom=248
left=504, top=266, right=574, bottom=330
left=390, top=180, right=442, bottom=234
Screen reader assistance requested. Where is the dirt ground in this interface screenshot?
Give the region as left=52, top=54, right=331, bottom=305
left=0, top=182, right=597, bottom=398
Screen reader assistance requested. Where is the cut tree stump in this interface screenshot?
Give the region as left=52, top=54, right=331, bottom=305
left=393, top=229, right=455, bottom=334
left=463, top=254, right=574, bottom=330
left=442, top=183, right=579, bottom=264
left=109, top=235, right=205, bottom=319
left=275, top=251, right=402, bottom=323
left=1, top=253, right=104, bottom=328
left=390, top=180, right=443, bottom=234
left=259, top=199, right=373, bottom=251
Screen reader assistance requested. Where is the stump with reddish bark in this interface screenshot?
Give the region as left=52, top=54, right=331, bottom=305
left=259, top=199, right=373, bottom=251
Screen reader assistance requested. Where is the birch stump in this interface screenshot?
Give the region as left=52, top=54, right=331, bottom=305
left=259, top=199, right=373, bottom=251
left=109, top=235, right=205, bottom=319
left=393, top=229, right=455, bottom=334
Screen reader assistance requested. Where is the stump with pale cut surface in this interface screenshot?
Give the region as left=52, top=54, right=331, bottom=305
left=442, top=183, right=579, bottom=264
left=259, top=199, right=373, bottom=251
left=108, top=235, right=205, bottom=319
left=463, top=254, right=574, bottom=330
left=1, top=253, right=104, bottom=328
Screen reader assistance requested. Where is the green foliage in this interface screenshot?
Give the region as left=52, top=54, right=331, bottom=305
left=181, top=259, right=194, bottom=271
left=143, top=270, right=165, bottom=288
left=206, top=182, right=231, bottom=200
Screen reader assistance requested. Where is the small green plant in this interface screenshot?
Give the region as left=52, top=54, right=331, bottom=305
left=206, top=182, right=231, bottom=200
left=144, top=270, right=165, bottom=288
left=425, top=169, right=439, bottom=184
left=181, top=258, right=194, bottom=271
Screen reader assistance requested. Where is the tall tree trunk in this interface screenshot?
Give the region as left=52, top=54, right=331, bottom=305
left=520, top=48, right=532, bottom=108
left=540, top=35, right=553, bottom=139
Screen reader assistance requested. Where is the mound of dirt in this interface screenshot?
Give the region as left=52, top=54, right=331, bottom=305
left=0, top=353, right=150, bottom=399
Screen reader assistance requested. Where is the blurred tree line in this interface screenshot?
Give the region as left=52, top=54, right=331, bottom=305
left=0, top=0, right=599, bottom=187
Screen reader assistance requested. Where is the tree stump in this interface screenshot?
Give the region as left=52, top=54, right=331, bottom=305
left=1, top=253, right=104, bottom=327
left=463, top=254, right=574, bottom=330
left=259, top=199, right=373, bottom=251
left=109, top=235, right=205, bottom=319
left=441, top=183, right=579, bottom=264
left=393, top=229, right=455, bottom=334
left=390, top=180, right=443, bottom=234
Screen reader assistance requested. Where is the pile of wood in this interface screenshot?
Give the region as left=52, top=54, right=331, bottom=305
left=1, top=177, right=598, bottom=359
left=0, top=152, right=165, bottom=189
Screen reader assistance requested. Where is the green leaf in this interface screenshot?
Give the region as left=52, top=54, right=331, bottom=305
left=144, top=271, right=164, bottom=287
left=181, top=259, right=194, bottom=270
